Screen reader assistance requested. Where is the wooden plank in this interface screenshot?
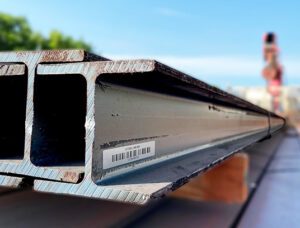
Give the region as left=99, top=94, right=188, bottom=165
left=171, top=153, right=249, bottom=203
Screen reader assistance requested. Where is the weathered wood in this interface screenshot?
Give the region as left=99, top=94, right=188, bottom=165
left=172, top=153, right=249, bottom=203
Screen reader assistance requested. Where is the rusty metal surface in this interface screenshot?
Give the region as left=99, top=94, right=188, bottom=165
left=0, top=50, right=106, bottom=186
left=31, top=60, right=284, bottom=204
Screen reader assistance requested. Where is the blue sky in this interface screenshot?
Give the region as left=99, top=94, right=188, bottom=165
left=1, top=0, right=300, bottom=87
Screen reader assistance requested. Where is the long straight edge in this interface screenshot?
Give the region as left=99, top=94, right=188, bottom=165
left=0, top=49, right=84, bottom=59
left=0, top=50, right=105, bottom=65
left=154, top=60, right=285, bottom=121
left=36, top=59, right=156, bottom=75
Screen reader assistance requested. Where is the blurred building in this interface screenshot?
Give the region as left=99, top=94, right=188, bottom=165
left=229, top=86, right=300, bottom=117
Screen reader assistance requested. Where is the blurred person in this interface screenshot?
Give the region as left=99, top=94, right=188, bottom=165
left=262, top=32, right=283, bottom=113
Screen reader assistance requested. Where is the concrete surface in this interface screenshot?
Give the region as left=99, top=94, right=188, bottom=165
left=238, top=129, right=300, bottom=228
left=0, top=190, right=140, bottom=228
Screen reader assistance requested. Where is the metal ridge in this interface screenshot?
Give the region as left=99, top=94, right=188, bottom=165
left=154, top=61, right=284, bottom=118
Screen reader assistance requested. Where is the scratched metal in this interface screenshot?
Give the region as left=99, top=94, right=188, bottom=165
left=0, top=50, right=106, bottom=186
left=0, top=64, right=25, bottom=76
left=33, top=60, right=284, bottom=204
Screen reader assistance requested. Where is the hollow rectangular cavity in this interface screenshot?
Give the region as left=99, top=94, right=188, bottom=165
left=92, top=72, right=270, bottom=182
left=0, top=75, right=27, bottom=159
left=31, top=74, right=87, bottom=167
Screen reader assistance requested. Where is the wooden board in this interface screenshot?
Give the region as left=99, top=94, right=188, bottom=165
left=171, top=153, right=249, bottom=203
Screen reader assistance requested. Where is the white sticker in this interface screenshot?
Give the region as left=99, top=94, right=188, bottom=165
left=103, top=141, right=155, bottom=169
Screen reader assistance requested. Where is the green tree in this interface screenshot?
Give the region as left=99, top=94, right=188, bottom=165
left=0, top=12, right=92, bottom=51
left=42, top=30, right=91, bottom=51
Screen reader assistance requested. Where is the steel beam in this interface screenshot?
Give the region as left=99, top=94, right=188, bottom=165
left=0, top=50, right=106, bottom=185
left=33, top=60, right=284, bottom=204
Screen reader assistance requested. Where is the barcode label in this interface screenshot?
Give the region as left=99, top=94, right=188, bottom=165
left=103, top=141, right=155, bottom=169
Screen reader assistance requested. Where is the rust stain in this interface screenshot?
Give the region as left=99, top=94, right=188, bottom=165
left=61, top=171, right=83, bottom=183
left=41, top=50, right=78, bottom=62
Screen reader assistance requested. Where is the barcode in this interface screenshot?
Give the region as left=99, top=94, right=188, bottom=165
left=112, top=147, right=151, bottom=162
left=103, top=141, right=155, bottom=169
